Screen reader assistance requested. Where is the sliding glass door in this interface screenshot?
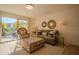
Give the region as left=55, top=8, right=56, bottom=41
left=1, top=17, right=17, bottom=42
left=0, top=16, right=28, bottom=43
left=2, top=17, right=17, bottom=37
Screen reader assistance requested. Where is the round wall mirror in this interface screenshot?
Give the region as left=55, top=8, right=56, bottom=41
left=42, top=21, right=47, bottom=27
left=48, top=20, right=56, bottom=29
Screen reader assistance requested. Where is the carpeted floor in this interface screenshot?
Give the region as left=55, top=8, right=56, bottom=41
left=0, top=40, right=79, bottom=55
left=63, top=45, right=79, bottom=55
left=0, top=41, right=64, bottom=55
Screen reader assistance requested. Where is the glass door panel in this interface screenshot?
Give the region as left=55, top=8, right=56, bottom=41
left=1, top=17, right=17, bottom=42
left=0, top=17, right=28, bottom=43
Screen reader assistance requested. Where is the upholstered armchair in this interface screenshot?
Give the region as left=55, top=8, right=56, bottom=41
left=17, top=28, right=30, bottom=39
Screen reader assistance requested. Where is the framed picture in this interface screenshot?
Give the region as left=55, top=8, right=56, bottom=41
left=48, top=20, right=56, bottom=29
left=42, top=21, right=47, bottom=28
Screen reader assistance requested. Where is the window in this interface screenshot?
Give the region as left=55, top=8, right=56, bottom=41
left=18, top=20, right=28, bottom=29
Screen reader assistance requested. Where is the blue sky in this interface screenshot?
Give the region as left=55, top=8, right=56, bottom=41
left=2, top=17, right=17, bottom=23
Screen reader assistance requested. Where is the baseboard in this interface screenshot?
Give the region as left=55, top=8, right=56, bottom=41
left=64, top=42, right=79, bottom=47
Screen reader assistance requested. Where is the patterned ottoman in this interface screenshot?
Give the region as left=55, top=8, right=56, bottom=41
left=21, top=37, right=45, bottom=53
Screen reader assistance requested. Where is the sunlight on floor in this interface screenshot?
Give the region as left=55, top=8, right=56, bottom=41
left=0, top=41, right=16, bottom=55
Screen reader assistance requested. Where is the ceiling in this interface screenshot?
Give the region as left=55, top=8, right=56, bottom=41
left=0, top=4, right=79, bottom=18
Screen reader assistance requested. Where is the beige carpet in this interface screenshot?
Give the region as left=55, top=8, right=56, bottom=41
left=64, top=45, right=79, bottom=55
left=12, top=44, right=64, bottom=55
left=0, top=41, right=64, bottom=55
left=0, top=40, right=79, bottom=55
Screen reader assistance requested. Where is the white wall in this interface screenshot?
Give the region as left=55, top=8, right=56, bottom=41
left=0, top=11, right=29, bottom=20
left=0, top=11, right=31, bottom=28
left=35, top=6, right=79, bottom=46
